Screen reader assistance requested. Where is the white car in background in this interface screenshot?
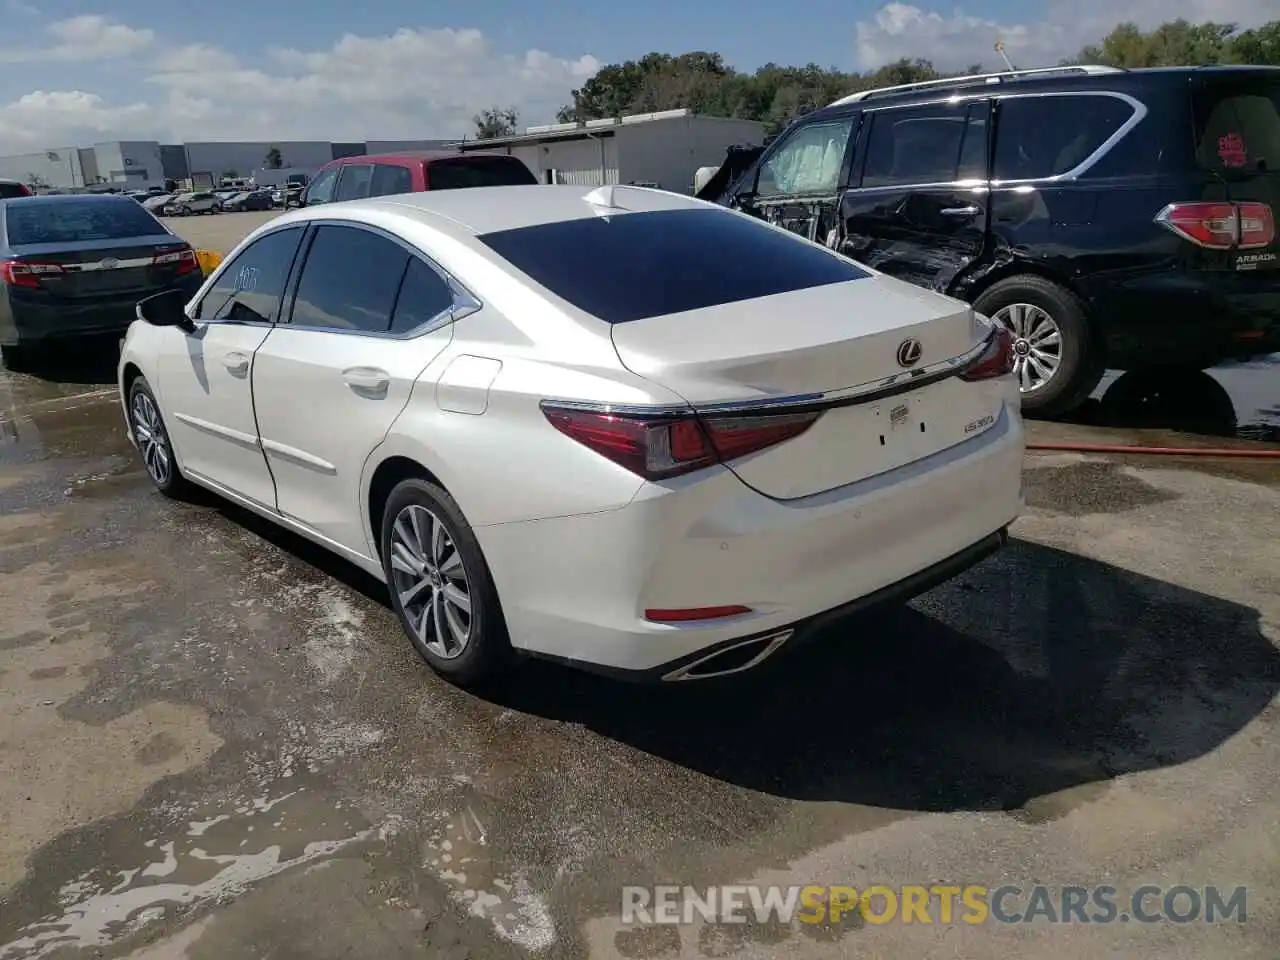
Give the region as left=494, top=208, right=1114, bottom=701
left=163, top=191, right=221, bottom=216
left=118, top=184, right=1024, bottom=686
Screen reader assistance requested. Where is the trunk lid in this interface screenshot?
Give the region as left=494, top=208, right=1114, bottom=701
left=610, top=275, right=1004, bottom=499
left=7, top=237, right=190, bottom=299
left=1190, top=72, right=1280, bottom=273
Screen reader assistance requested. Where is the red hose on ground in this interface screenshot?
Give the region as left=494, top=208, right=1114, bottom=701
left=1027, top=441, right=1280, bottom=459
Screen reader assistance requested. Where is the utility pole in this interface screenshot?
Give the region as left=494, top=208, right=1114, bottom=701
left=995, top=38, right=1016, bottom=71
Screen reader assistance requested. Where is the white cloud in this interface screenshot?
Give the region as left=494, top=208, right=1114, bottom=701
left=0, top=91, right=150, bottom=149
left=0, top=15, right=153, bottom=63
left=853, top=0, right=1278, bottom=72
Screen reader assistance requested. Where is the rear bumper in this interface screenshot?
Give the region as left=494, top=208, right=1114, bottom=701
left=1094, top=269, right=1280, bottom=368
left=2, top=278, right=202, bottom=345
left=477, top=399, right=1025, bottom=677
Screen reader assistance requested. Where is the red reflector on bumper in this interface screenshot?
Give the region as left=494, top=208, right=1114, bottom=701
left=644, top=605, right=752, bottom=623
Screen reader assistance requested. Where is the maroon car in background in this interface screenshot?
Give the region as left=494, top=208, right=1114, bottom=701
left=298, top=151, right=537, bottom=207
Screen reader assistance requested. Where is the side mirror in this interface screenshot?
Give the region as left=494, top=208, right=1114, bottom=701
left=137, top=289, right=195, bottom=333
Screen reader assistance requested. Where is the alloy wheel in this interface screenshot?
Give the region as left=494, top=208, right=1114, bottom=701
left=991, top=302, right=1063, bottom=394
left=389, top=504, right=473, bottom=659
left=130, top=392, right=172, bottom=486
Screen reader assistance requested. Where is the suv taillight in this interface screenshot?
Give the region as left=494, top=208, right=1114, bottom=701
left=540, top=405, right=821, bottom=480
left=959, top=327, right=1016, bottom=382
left=0, top=260, right=65, bottom=288
left=1155, top=201, right=1275, bottom=250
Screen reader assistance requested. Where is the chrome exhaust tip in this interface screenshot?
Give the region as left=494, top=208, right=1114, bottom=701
left=661, top=630, right=793, bottom=682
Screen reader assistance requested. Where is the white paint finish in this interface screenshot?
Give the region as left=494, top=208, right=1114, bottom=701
left=120, top=183, right=1025, bottom=675
left=153, top=323, right=276, bottom=507
left=251, top=323, right=453, bottom=558
left=436, top=355, right=503, bottom=415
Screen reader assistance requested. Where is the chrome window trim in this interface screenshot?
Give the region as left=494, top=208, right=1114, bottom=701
left=280, top=219, right=481, bottom=341
left=542, top=332, right=994, bottom=419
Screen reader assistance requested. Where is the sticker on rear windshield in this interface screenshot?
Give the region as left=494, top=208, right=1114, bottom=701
left=1218, top=133, right=1248, bottom=168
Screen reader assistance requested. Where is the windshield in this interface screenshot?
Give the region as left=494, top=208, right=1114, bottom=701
left=4, top=198, right=169, bottom=245
left=477, top=207, right=869, bottom=324
left=1193, top=76, right=1280, bottom=174
left=427, top=157, right=537, bottom=190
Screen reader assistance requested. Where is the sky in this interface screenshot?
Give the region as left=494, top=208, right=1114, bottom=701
left=0, top=0, right=1274, bottom=150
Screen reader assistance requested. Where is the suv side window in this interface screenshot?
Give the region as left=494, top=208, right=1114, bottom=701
left=334, top=164, right=373, bottom=202
left=304, top=166, right=338, bottom=205
left=290, top=225, right=409, bottom=333
left=993, top=94, right=1135, bottom=181
left=370, top=163, right=413, bottom=197
left=756, top=117, right=856, bottom=198
left=861, top=103, right=973, bottom=187
left=194, top=226, right=303, bottom=323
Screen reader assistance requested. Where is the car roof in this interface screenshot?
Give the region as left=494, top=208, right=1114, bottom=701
left=275, top=183, right=712, bottom=236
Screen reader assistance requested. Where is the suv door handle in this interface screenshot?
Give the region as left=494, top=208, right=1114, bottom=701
left=939, top=206, right=980, bottom=217
left=342, top=367, right=390, bottom=394
left=222, top=351, right=250, bottom=375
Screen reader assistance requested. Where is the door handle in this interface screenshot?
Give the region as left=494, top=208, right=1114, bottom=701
left=939, top=206, right=981, bottom=217
left=342, top=367, right=390, bottom=394
left=222, top=351, right=250, bottom=375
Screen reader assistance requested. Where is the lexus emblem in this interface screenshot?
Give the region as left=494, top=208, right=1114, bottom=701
left=896, top=338, right=923, bottom=368
left=99, top=257, right=119, bottom=269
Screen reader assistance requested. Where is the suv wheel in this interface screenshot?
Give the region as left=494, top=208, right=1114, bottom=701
left=975, top=275, right=1102, bottom=419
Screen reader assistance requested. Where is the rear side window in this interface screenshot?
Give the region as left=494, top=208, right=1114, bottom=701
left=389, top=258, right=455, bottom=333
left=0, top=182, right=30, bottom=199
left=370, top=163, right=413, bottom=197
left=1193, top=78, right=1280, bottom=174
left=478, top=207, right=869, bottom=325
left=4, top=199, right=168, bottom=245
left=861, top=103, right=983, bottom=187
left=290, top=225, right=409, bottom=333
left=334, top=164, right=373, bottom=201
left=994, top=95, right=1134, bottom=180
left=196, top=226, right=303, bottom=324
left=426, top=157, right=536, bottom=190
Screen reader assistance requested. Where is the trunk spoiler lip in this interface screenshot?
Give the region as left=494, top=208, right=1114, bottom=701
left=543, top=329, right=996, bottom=420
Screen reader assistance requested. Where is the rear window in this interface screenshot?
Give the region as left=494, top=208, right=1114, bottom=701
left=0, top=182, right=30, bottom=199
left=427, top=157, right=537, bottom=190
left=1193, top=77, right=1280, bottom=174
left=4, top=198, right=168, bottom=245
left=477, top=207, right=869, bottom=324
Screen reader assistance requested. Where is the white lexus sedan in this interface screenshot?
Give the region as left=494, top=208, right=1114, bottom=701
left=118, top=184, right=1024, bottom=686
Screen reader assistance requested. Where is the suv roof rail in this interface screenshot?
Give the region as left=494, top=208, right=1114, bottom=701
left=828, top=64, right=1126, bottom=107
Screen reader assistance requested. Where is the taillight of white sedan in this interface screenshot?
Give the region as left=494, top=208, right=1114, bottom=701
left=118, top=184, right=1024, bottom=687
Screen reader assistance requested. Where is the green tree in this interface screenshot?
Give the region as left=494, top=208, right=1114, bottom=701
left=473, top=106, right=519, bottom=139
left=264, top=147, right=283, bottom=169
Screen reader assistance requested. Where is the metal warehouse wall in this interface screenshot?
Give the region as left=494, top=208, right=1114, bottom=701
left=0, top=148, right=85, bottom=189
left=183, top=141, right=334, bottom=179
left=94, top=141, right=166, bottom=187
left=159, top=145, right=189, bottom=181
left=514, top=136, right=619, bottom=186
left=365, top=139, right=454, bottom=153
left=77, top=148, right=99, bottom=185
left=616, top=116, right=765, bottom=193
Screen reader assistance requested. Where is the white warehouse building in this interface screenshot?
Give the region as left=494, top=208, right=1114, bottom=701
left=454, top=109, right=767, bottom=193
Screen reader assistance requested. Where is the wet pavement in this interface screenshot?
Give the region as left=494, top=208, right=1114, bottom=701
left=2, top=344, right=1280, bottom=960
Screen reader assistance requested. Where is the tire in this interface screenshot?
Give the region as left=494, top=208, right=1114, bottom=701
left=1, top=344, right=31, bottom=373
left=127, top=376, right=191, bottom=498
left=974, top=275, right=1102, bottom=419
left=380, top=478, right=512, bottom=686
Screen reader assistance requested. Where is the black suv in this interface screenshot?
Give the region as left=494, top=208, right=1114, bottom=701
left=702, top=65, right=1280, bottom=417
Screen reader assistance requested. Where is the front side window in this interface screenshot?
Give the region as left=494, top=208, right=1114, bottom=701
left=861, top=104, right=973, bottom=188
left=370, top=163, right=413, bottom=197
left=756, top=118, right=856, bottom=198
left=993, top=95, right=1135, bottom=181
left=195, top=226, right=303, bottom=324
left=304, top=167, right=339, bottom=205
left=334, top=164, right=373, bottom=202
left=290, top=225, right=409, bottom=333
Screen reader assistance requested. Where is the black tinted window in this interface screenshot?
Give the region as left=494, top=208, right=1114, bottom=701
left=994, top=95, right=1133, bottom=180
left=334, top=165, right=373, bottom=201
left=371, top=164, right=413, bottom=197
left=0, top=183, right=29, bottom=199
left=427, top=157, right=536, bottom=190
left=479, top=207, right=869, bottom=325
left=291, top=226, right=408, bottom=332
left=198, top=226, right=303, bottom=323
left=4, top=198, right=169, bottom=245
left=862, top=104, right=972, bottom=187
left=1193, top=78, right=1280, bottom=173
left=390, top=258, right=454, bottom=333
